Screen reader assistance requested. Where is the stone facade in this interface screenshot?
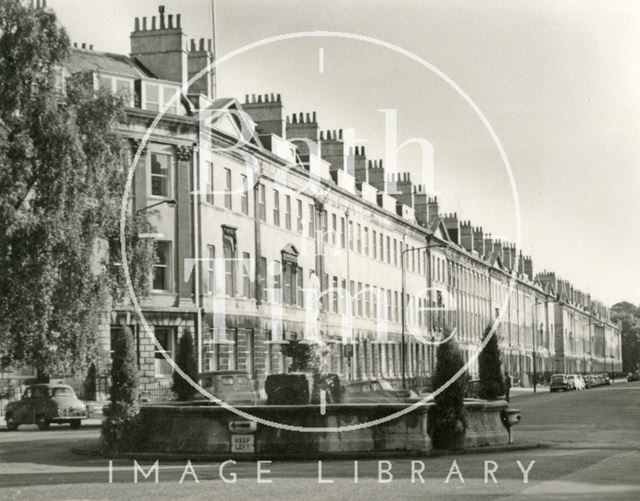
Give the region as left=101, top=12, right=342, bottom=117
left=35, top=5, right=622, bottom=398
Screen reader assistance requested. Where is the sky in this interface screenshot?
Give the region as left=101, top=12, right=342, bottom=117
left=48, top=0, right=640, bottom=306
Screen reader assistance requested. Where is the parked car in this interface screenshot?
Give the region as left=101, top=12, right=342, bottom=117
left=627, top=371, right=640, bottom=382
left=342, top=379, right=419, bottom=403
left=198, top=371, right=259, bottom=405
left=550, top=374, right=573, bottom=392
left=601, top=374, right=611, bottom=385
left=583, top=375, right=597, bottom=389
left=464, top=379, right=507, bottom=400
left=4, top=384, right=87, bottom=431
left=567, top=374, right=585, bottom=390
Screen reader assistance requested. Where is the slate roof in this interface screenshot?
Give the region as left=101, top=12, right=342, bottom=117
left=65, top=48, right=154, bottom=78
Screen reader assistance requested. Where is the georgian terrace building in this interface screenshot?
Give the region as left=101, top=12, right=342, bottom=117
left=42, top=5, right=620, bottom=396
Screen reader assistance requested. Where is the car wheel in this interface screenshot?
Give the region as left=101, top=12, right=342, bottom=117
left=70, top=420, right=82, bottom=429
left=35, top=415, right=50, bottom=431
left=6, top=416, right=19, bottom=431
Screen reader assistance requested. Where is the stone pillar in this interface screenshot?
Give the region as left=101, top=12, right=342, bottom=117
left=175, top=145, right=194, bottom=305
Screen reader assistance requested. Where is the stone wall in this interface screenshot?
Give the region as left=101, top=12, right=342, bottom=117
left=128, top=400, right=515, bottom=458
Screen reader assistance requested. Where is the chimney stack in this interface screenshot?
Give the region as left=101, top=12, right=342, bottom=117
left=388, top=172, right=414, bottom=209
left=459, top=221, right=474, bottom=252
left=319, top=128, right=346, bottom=174
left=286, top=111, right=320, bottom=166
left=443, top=213, right=460, bottom=245
left=523, top=256, right=533, bottom=280
left=368, top=159, right=385, bottom=192
left=130, top=5, right=188, bottom=86
left=473, top=227, right=485, bottom=256
left=243, top=93, right=284, bottom=149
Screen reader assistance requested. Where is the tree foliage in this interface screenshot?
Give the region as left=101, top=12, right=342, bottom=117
left=172, top=328, right=198, bottom=401
left=611, top=302, right=640, bottom=372
left=0, top=0, right=155, bottom=378
left=478, top=325, right=505, bottom=399
left=428, top=335, right=467, bottom=450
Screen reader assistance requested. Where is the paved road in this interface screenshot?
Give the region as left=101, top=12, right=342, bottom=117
left=1, top=381, right=639, bottom=500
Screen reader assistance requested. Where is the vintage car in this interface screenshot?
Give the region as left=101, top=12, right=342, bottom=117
left=550, top=374, right=574, bottom=392
left=198, top=371, right=260, bottom=405
left=342, top=379, right=419, bottom=403
left=464, top=379, right=507, bottom=400
left=4, top=384, right=87, bottom=431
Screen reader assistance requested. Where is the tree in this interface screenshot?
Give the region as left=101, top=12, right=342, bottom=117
left=611, top=302, right=640, bottom=372
left=102, top=326, right=141, bottom=452
left=478, top=325, right=505, bottom=399
left=428, top=335, right=467, bottom=450
left=172, top=328, right=198, bottom=401
left=107, top=326, right=139, bottom=410
left=0, top=0, right=155, bottom=379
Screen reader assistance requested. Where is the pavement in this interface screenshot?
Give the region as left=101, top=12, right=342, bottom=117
left=0, top=381, right=638, bottom=500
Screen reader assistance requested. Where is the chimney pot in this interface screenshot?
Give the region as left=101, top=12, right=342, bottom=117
left=190, top=39, right=196, bottom=51
left=277, top=93, right=281, bottom=101
left=134, top=17, right=140, bottom=31
left=306, top=112, right=310, bottom=123
left=199, top=38, right=205, bottom=51
left=81, top=43, right=86, bottom=49
left=207, top=39, right=212, bottom=52
left=264, top=93, right=269, bottom=102
left=151, top=16, right=156, bottom=30
left=292, top=114, right=298, bottom=124
left=298, top=112, right=303, bottom=123
left=251, top=93, right=256, bottom=102
left=73, top=42, right=78, bottom=48
left=257, top=95, right=262, bottom=103
left=338, top=129, right=343, bottom=139
left=270, top=93, right=275, bottom=102
left=89, top=44, right=93, bottom=50
left=142, top=17, right=147, bottom=30
left=312, top=111, right=317, bottom=122
left=176, top=14, right=181, bottom=28
left=168, top=14, right=173, bottom=29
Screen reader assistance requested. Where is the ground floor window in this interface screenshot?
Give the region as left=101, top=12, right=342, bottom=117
left=154, top=327, right=176, bottom=377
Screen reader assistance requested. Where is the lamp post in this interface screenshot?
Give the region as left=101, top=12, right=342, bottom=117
left=135, top=199, right=177, bottom=215
left=401, top=236, right=447, bottom=390
left=533, top=298, right=542, bottom=393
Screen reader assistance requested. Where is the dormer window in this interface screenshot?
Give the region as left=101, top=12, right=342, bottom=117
left=99, top=74, right=134, bottom=106
left=140, top=81, right=180, bottom=115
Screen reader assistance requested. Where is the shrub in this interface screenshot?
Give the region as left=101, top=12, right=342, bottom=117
left=280, top=340, right=312, bottom=372
left=172, top=328, right=198, bottom=401
left=478, top=325, right=506, bottom=400
left=102, top=326, right=140, bottom=452
left=428, top=335, right=467, bottom=450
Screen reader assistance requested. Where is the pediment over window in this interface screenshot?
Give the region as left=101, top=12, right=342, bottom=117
left=281, top=243, right=299, bottom=267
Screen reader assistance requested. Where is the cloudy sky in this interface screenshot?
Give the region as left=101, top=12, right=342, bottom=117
left=50, top=0, right=640, bottom=306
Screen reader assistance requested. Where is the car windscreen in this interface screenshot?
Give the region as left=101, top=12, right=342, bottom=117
left=551, top=375, right=565, bottom=381
left=51, top=387, right=74, bottom=397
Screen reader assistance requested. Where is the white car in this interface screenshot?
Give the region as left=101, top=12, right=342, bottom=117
left=567, top=374, right=585, bottom=390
